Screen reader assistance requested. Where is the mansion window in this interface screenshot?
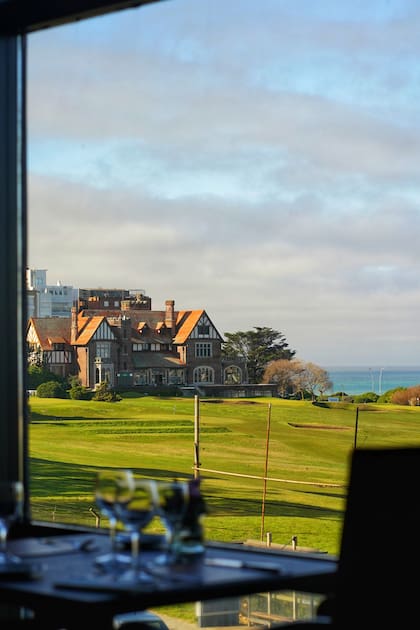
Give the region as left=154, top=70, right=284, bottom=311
left=193, top=366, right=214, bottom=384
left=132, top=343, right=160, bottom=351
left=134, top=371, right=148, bottom=385
left=168, top=369, right=185, bottom=384
left=224, top=365, right=242, bottom=384
left=96, top=341, right=111, bottom=358
left=197, top=325, right=210, bottom=337
left=195, top=342, right=212, bottom=358
left=95, top=366, right=112, bottom=386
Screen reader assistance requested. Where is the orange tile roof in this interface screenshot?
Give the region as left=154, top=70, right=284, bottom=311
left=28, top=318, right=71, bottom=350
left=47, top=336, right=66, bottom=344
left=173, top=310, right=205, bottom=344
left=73, top=315, right=108, bottom=345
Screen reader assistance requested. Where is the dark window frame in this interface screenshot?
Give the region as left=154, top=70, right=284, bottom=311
left=0, top=0, right=163, bottom=527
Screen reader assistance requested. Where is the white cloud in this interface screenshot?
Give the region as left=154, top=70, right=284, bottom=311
left=27, top=0, right=420, bottom=366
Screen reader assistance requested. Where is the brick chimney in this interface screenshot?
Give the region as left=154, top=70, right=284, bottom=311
left=165, top=300, right=175, bottom=336
left=71, top=306, right=78, bottom=344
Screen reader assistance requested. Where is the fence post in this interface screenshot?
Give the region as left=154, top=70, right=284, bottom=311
left=89, top=506, right=101, bottom=527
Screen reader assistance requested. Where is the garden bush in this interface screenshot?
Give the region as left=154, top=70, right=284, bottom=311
left=37, top=381, right=67, bottom=399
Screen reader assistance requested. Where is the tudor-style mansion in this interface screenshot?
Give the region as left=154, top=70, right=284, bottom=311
left=26, top=292, right=248, bottom=393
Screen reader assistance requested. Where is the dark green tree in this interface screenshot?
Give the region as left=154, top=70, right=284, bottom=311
left=92, top=380, right=121, bottom=402
left=27, top=365, right=64, bottom=390
left=67, top=376, right=92, bottom=401
left=36, top=380, right=67, bottom=399
left=222, top=326, right=296, bottom=383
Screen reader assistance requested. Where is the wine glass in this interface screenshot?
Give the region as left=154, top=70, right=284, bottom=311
left=153, top=479, right=189, bottom=565
left=114, top=478, right=157, bottom=582
left=0, top=481, right=24, bottom=566
left=94, top=469, right=134, bottom=570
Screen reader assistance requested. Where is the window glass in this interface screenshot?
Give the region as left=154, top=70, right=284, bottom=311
left=26, top=0, right=419, bottom=564
left=195, top=342, right=212, bottom=358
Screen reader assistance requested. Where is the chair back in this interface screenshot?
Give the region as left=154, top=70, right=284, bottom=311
left=334, top=446, right=420, bottom=626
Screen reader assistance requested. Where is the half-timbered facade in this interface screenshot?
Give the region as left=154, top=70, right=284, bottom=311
left=26, top=298, right=247, bottom=391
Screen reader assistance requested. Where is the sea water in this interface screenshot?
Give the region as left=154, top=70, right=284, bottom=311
left=325, top=366, right=420, bottom=396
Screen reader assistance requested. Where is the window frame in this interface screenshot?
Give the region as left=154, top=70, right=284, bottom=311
left=0, top=0, right=164, bottom=527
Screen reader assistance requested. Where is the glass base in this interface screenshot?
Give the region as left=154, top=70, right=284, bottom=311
left=118, top=566, right=156, bottom=585
left=94, top=551, right=132, bottom=572
left=0, top=550, right=23, bottom=566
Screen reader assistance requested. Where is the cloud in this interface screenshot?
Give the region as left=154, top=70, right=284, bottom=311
left=27, top=0, right=420, bottom=366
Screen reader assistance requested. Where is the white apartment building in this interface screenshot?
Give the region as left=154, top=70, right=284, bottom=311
left=26, top=268, right=77, bottom=318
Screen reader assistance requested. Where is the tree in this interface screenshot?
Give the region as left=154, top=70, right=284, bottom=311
left=390, top=385, right=420, bottom=406
left=68, top=377, right=92, bottom=401
left=36, top=381, right=67, bottom=399
left=27, top=365, right=64, bottom=390
left=295, top=361, right=333, bottom=400
left=222, top=327, right=296, bottom=383
left=92, top=381, right=122, bottom=402
left=262, top=358, right=303, bottom=397
left=263, top=359, right=332, bottom=400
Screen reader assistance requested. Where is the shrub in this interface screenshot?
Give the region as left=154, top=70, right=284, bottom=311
left=353, top=391, right=379, bottom=403
left=391, top=385, right=420, bottom=406
left=68, top=384, right=92, bottom=400
left=37, top=381, right=67, bottom=399
left=92, top=381, right=121, bottom=402
left=27, top=365, right=64, bottom=390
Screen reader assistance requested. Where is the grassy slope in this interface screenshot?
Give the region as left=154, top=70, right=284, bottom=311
left=28, top=396, right=420, bottom=555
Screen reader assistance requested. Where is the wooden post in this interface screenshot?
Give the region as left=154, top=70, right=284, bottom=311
left=194, top=394, right=200, bottom=478
left=260, top=403, right=272, bottom=540
left=354, top=406, right=359, bottom=449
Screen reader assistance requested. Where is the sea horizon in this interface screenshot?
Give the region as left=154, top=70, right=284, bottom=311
left=324, top=366, right=420, bottom=396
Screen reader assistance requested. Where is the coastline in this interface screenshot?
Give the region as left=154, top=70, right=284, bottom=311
left=325, top=366, right=420, bottom=396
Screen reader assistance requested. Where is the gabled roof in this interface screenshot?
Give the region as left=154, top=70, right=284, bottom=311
left=73, top=314, right=109, bottom=345
left=27, top=318, right=71, bottom=350
left=173, top=310, right=204, bottom=344
left=47, top=336, right=66, bottom=344
left=28, top=304, right=223, bottom=351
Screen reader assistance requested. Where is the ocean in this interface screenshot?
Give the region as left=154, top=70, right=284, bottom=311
left=325, top=366, right=420, bottom=396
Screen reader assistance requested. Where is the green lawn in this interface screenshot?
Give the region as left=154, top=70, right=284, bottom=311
left=28, top=395, right=420, bottom=556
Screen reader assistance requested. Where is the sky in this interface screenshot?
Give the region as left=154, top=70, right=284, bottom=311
left=26, top=0, right=420, bottom=368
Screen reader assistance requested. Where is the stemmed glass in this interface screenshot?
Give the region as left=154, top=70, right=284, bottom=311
left=0, top=481, right=24, bottom=566
left=114, top=478, right=157, bottom=582
left=153, top=479, right=189, bottom=565
left=94, top=469, right=134, bottom=570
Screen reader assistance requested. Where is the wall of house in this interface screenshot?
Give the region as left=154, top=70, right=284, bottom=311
left=77, top=347, right=89, bottom=388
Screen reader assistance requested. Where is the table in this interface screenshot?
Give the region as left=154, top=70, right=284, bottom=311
left=0, top=532, right=337, bottom=629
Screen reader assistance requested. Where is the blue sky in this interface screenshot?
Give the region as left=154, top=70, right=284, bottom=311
left=26, top=0, right=420, bottom=367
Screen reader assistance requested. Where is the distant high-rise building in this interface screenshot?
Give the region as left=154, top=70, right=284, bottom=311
left=26, top=268, right=77, bottom=318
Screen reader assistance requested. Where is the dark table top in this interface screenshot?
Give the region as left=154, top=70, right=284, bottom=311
left=0, top=532, right=337, bottom=629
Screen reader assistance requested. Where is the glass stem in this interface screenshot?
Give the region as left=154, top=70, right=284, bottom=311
left=0, top=520, right=7, bottom=554
left=109, top=516, right=117, bottom=555
left=131, top=531, right=140, bottom=571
